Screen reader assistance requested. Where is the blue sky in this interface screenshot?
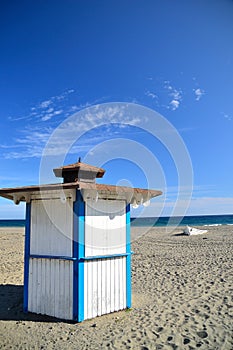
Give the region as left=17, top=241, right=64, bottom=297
left=0, top=0, right=233, bottom=219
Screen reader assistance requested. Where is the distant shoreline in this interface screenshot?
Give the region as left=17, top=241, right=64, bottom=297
left=0, top=213, right=233, bottom=228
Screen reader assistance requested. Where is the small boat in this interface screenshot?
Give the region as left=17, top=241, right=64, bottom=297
left=183, top=225, right=208, bottom=236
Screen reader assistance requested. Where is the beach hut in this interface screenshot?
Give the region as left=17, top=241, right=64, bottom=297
left=0, top=160, right=162, bottom=321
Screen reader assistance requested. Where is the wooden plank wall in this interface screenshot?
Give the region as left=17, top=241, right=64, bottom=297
left=84, top=257, right=126, bottom=319
left=28, top=258, right=73, bottom=320
left=28, top=195, right=74, bottom=319
left=84, top=199, right=127, bottom=319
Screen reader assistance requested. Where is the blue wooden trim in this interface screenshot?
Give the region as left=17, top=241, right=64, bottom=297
left=30, top=254, right=78, bottom=261
left=77, top=191, right=85, bottom=322
left=29, top=253, right=133, bottom=261
left=80, top=252, right=131, bottom=261
left=126, top=203, right=131, bottom=308
left=73, top=190, right=85, bottom=322
left=23, top=202, right=31, bottom=313
left=73, top=191, right=79, bottom=321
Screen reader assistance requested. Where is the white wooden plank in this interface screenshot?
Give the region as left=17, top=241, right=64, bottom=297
left=44, top=259, right=51, bottom=315
left=92, top=260, right=98, bottom=318
left=110, top=258, right=115, bottom=312
left=101, top=259, right=106, bottom=315
left=28, top=259, right=33, bottom=311
left=106, top=259, right=111, bottom=314
left=50, top=260, right=55, bottom=317
left=36, top=259, right=42, bottom=313
left=41, top=259, right=46, bottom=315
left=97, top=260, right=102, bottom=316
left=54, top=260, right=60, bottom=318
left=119, top=257, right=124, bottom=310
left=64, top=260, right=70, bottom=317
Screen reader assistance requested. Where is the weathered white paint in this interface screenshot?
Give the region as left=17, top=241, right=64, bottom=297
left=30, top=194, right=74, bottom=256
left=27, top=193, right=128, bottom=321
left=84, top=257, right=126, bottom=320
left=28, top=258, right=73, bottom=320
left=30, top=189, right=76, bottom=201
left=85, top=199, right=126, bottom=256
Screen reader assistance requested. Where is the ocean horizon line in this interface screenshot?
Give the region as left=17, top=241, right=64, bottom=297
left=0, top=213, right=233, bottom=228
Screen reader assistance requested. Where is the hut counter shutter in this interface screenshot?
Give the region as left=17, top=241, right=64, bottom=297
left=30, top=195, right=73, bottom=256
left=85, top=199, right=126, bottom=256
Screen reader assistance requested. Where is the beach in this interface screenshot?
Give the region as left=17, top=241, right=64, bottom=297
left=0, top=226, right=232, bottom=349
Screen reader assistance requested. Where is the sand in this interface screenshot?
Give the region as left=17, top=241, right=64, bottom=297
left=0, top=225, right=232, bottom=349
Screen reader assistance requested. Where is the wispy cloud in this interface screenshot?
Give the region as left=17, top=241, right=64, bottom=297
left=8, top=89, right=75, bottom=123
left=149, top=195, right=233, bottom=217
left=144, top=78, right=183, bottom=111
left=145, top=90, right=158, bottom=100
left=164, top=81, right=183, bottom=110
left=3, top=90, right=114, bottom=159
left=165, top=184, right=218, bottom=199
left=3, top=103, right=144, bottom=159
left=222, top=112, right=232, bottom=121
left=194, top=88, right=205, bottom=101
left=169, top=99, right=180, bottom=111
left=145, top=76, right=206, bottom=111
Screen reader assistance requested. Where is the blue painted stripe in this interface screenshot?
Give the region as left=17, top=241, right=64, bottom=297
left=77, top=191, right=85, bottom=322
left=73, top=190, right=85, bottom=322
left=29, top=253, right=132, bottom=261
left=23, top=203, right=31, bottom=313
left=126, top=203, right=131, bottom=308
left=73, top=191, right=79, bottom=321
left=80, top=252, right=131, bottom=261
left=30, top=254, right=78, bottom=261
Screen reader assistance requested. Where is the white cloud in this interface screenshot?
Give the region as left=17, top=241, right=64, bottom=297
left=39, top=100, right=53, bottom=109
left=3, top=103, right=144, bottom=159
left=145, top=77, right=206, bottom=111
left=194, top=88, right=205, bottom=101
left=186, top=197, right=233, bottom=216
left=170, top=99, right=180, bottom=111
left=223, top=113, right=232, bottom=121
left=47, top=107, right=54, bottom=113
left=156, top=196, right=233, bottom=217
left=144, top=77, right=185, bottom=111
left=41, top=115, right=53, bottom=122
left=164, top=81, right=183, bottom=111
left=145, top=90, right=158, bottom=100
left=41, top=109, right=63, bottom=122
left=8, top=89, right=75, bottom=123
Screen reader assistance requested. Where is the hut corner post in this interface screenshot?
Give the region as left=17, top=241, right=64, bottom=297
left=23, top=202, right=31, bottom=313
left=126, top=203, right=131, bottom=309
left=73, top=190, right=85, bottom=322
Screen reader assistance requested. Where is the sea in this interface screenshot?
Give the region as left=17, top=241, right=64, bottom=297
left=131, top=214, right=233, bottom=227
left=0, top=214, right=233, bottom=228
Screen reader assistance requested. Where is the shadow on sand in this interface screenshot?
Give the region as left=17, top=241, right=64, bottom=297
left=172, top=232, right=187, bottom=236
left=0, top=284, right=68, bottom=323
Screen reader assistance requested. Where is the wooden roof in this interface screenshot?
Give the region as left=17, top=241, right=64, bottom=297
left=0, top=181, right=162, bottom=203
left=53, top=161, right=105, bottom=179
left=0, top=160, right=162, bottom=204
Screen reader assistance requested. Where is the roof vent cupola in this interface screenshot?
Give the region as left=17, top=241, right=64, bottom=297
left=53, top=159, right=105, bottom=184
